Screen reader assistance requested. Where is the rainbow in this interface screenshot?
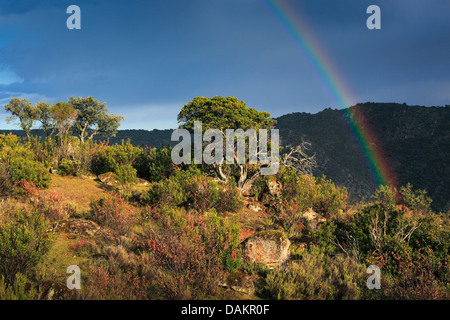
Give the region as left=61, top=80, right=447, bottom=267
left=262, top=0, right=397, bottom=188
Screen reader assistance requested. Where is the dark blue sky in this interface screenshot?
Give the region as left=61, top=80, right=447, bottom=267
left=0, top=0, right=449, bottom=129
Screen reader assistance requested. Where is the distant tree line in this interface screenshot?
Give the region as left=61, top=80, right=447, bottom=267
left=3, top=96, right=123, bottom=141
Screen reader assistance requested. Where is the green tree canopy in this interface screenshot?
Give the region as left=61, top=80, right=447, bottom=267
left=69, top=96, right=124, bottom=142
left=50, top=102, right=78, bottom=139
left=3, top=98, right=38, bottom=138
left=177, top=96, right=277, bottom=193
left=35, top=101, right=52, bottom=137
left=178, top=96, right=275, bottom=132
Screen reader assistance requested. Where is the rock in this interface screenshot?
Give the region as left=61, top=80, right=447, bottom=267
left=39, top=281, right=71, bottom=300
left=98, top=172, right=119, bottom=186
left=51, top=219, right=117, bottom=242
left=77, top=169, right=97, bottom=179
left=53, top=219, right=101, bottom=236
left=220, top=271, right=255, bottom=295
left=260, top=193, right=274, bottom=205
left=135, top=178, right=149, bottom=186
left=241, top=230, right=290, bottom=269
left=266, top=180, right=282, bottom=197
left=301, top=208, right=326, bottom=230
left=242, top=187, right=255, bottom=198
left=247, top=203, right=263, bottom=212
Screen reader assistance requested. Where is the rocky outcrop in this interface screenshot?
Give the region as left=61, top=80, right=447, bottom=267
left=247, top=203, right=263, bottom=212
left=219, top=270, right=256, bottom=295
left=301, top=208, right=326, bottom=230
left=77, top=169, right=97, bottom=179
left=258, top=179, right=283, bottom=214
left=97, top=172, right=149, bottom=186
left=39, top=281, right=72, bottom=300
left=135, top=178, right=149, bottom=186
left=266, top=180, right=282, bottom=197
left=98, top=172, right=118, bottom=186
left=241, top=230, right=290, bottom=269
left=50, top=219, right=117, bottom=242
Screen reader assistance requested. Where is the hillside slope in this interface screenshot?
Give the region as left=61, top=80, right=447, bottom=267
left=276, top=103, right=450, bottom=211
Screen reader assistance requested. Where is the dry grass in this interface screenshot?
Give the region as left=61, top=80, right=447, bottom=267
left=41, top=175, right=107, bottom=213
left=35, top=233, right=91, bottom=284
left=234, top=199, right=273, bottom=242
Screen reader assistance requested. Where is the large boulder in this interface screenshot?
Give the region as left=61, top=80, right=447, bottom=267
left=241, top=230, right=290, bottom=269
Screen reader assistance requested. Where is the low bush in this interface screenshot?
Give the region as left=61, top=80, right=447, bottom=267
left=272, top=200, right=307, bottom=238
left=115, top=163, right=137, bottom=186
left=0, top=204, right=51, bottom=285
left=8, top=155, right=50, bottom=189
left=0, top=163, right=12, bottom=197
left=88, top=194, right=138, bottom=235
left=57, top=158, right=80, bottom=176
left=19, top=180, right=73, bottom=221
left=92, top=139, right=141, bottom=175
left=276, top=168, right=347, bottom=219
left=312, top=176, right=348, bottom=217
left=370, top=247, right=449, bottom=299
left=136, top=211, right=241, bottom=299
left=82, top=266, right=149, bottom=300
left=263, top=246, right=366, bottom=300
left=0, top=273, right=37, bottom=300
left=135, top=146, right=175, bottom=182
left=142, top=169, right=242, bottom=214
left=0, top=134, right=51, bottom=188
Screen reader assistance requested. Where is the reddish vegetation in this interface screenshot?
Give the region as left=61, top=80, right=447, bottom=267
left=239, top=228, right=256, bottom=242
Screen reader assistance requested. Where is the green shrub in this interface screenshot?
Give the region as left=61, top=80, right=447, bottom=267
left=206, top=213, right=242, bottom=271
left=92, top=139, right=141, bottom=175
left=277, top=168, right=347, bottom=218
left=8, top=156, right=51, bottom=188
left=277, top=166, right=315, bottom=205
left=0, top=163, right=12, bottom=197
left=135, top=146, right=175, bottom=182
left=312, top=176, right=348, bottom=217
left=145, top=175, right=186, bottom=208
left=88, top=194, right=138, bottom=235
left=115, top=163, right=137, bottom=186
left=136, top=210, right=240, bottom=299
left=142, top=168, right=242, bottom=214
left=0, top=206, right=51, bottom=285
left=27, top=135, right=53, bottom=167
left=0, top=273, right=37, bottom=300
left=0, top=134, right=51, bottom=188
left=263, top=246, right=366, bottom=300
left=57, top=158, right=80, bottom=176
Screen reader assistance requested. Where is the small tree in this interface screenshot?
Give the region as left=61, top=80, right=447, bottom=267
left=177, top=96, right=276, bottom=193
left=50, top=102, right=78, bottom=140
left=36, top=101, right=53, bottom=137
left=281, top=140, right=317, bottom=176
left=3, top=98, right=38, bottom=138
left=69, top=96, right=124, bottom=142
